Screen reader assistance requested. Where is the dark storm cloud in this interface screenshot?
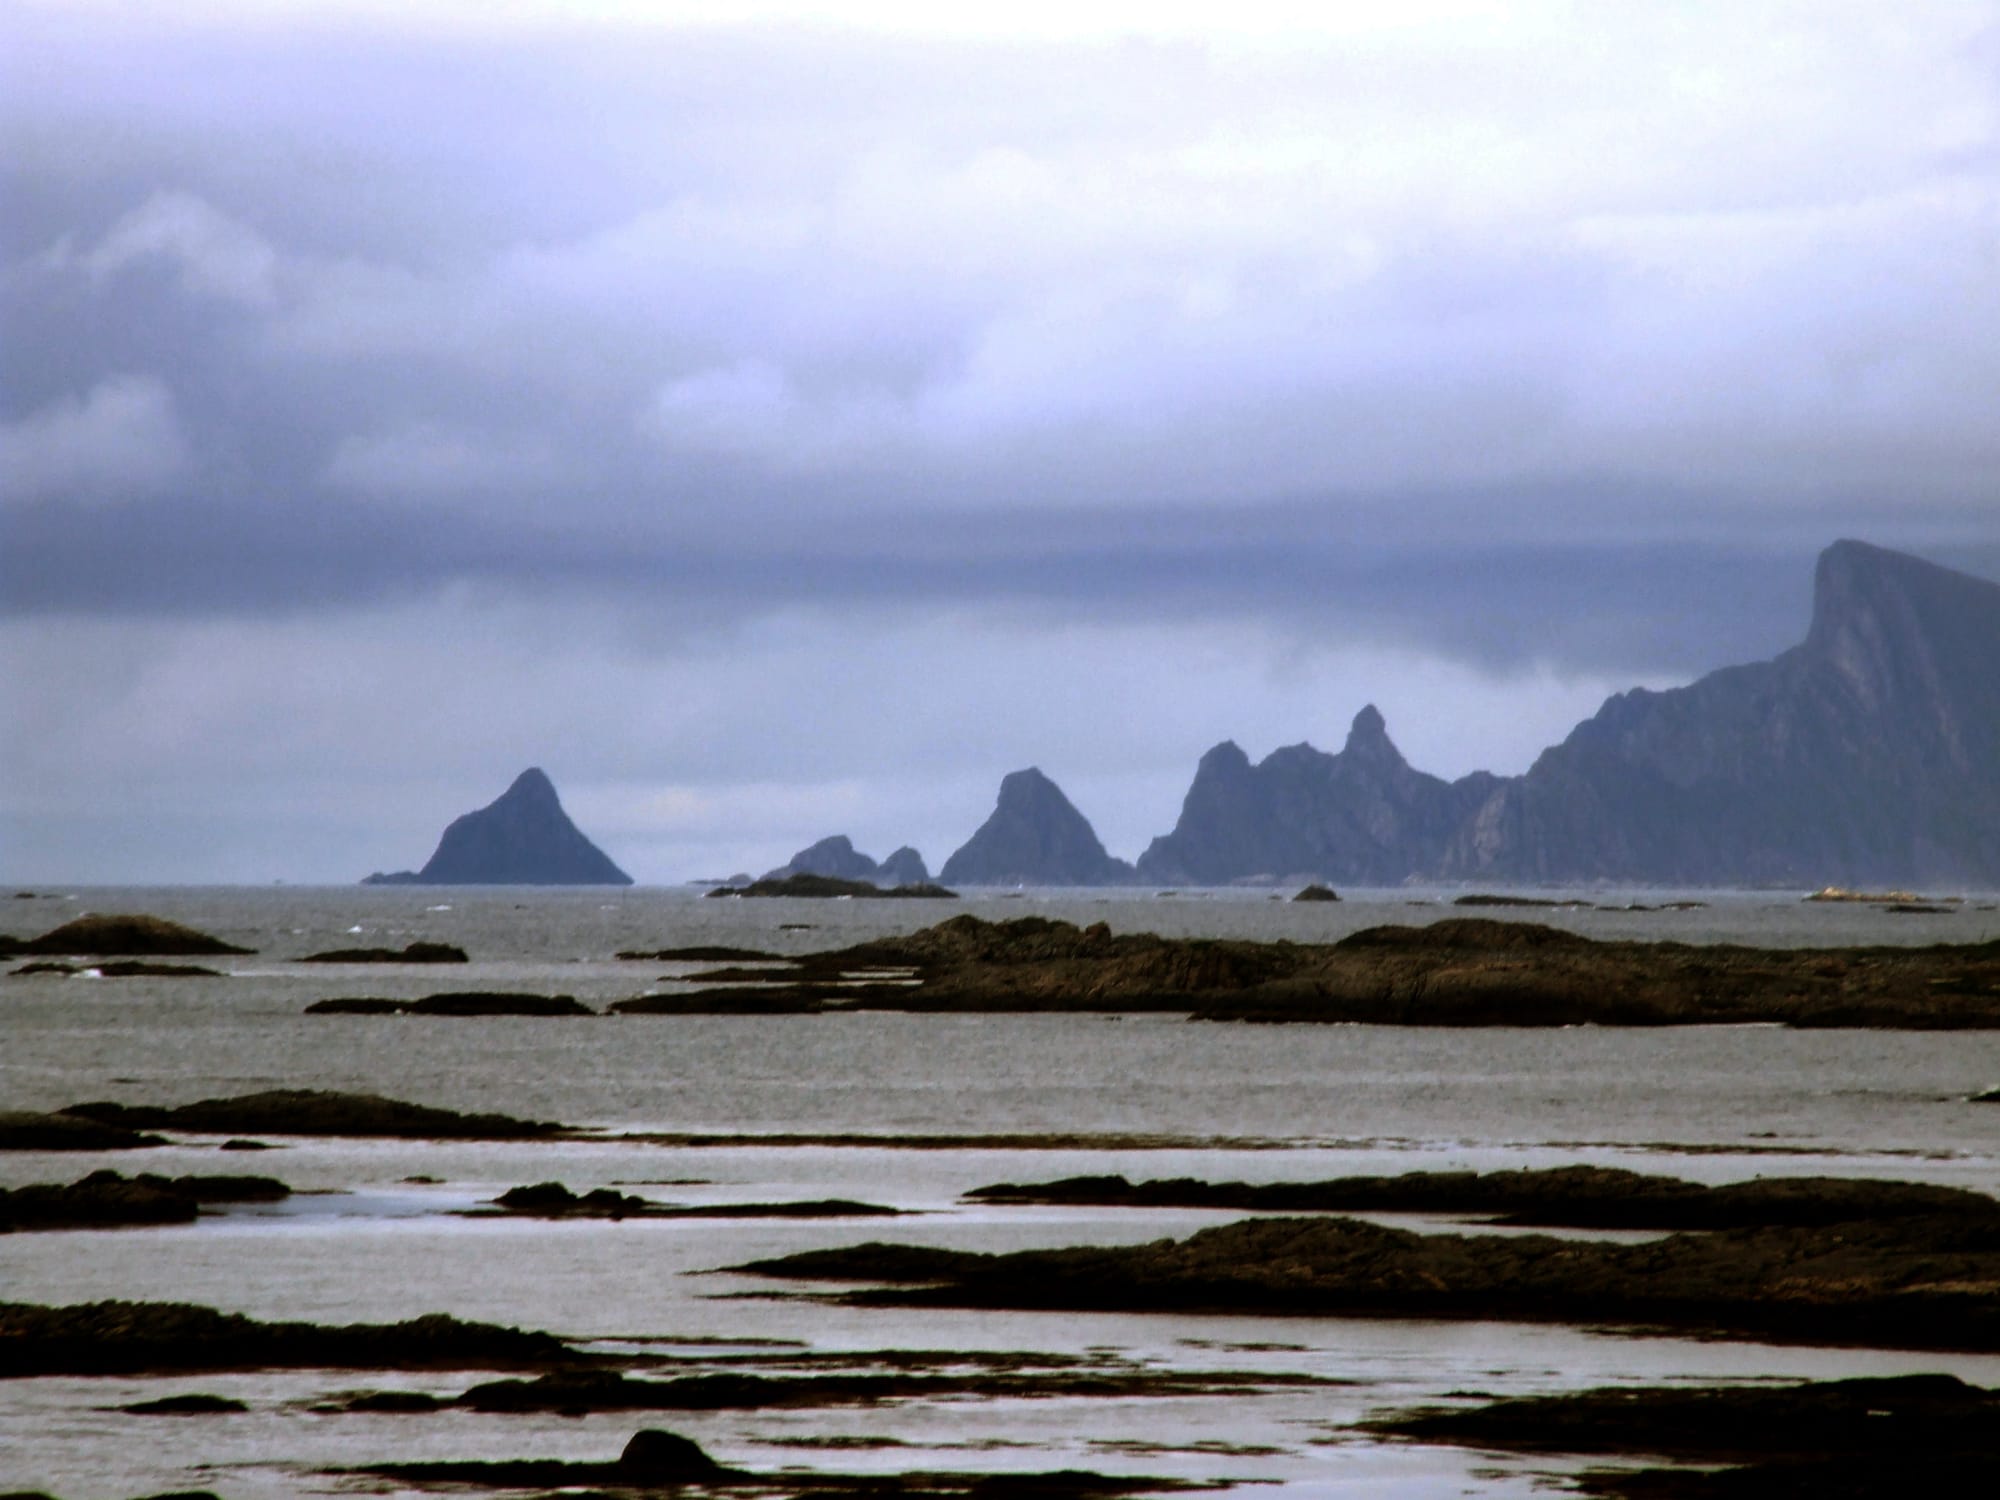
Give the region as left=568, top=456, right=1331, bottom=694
left=12, top=484, right=1992, bottom=676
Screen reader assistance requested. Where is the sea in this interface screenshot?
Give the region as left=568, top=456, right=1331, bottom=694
left=5, top=884, right=2000, bottom=1499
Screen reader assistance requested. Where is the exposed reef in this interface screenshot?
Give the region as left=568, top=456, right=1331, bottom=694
left=736, top=1203, right=2000, bottom=1351
left=0, top=1300, right=575, bottom=1376
left=304, top=992, right=595, bottom=1016
left=706, top=873, right=958, bottom=899
left=57, top=1089, right=565, bottom=1139
left=478, top=1181, right=901, bottom=1220
left=296, top=941, right=468, bottom=963
left=3, top=914, right=251, bottom=957
left=621, top=912, right=2000, bottom=1027
left=0, top=1112, right=166, bottom=1152
left=963, top=1167, right=1997, bottom=1229
left=1368, top=1373, right=2000, bottom=1498
left=0, top=1170, right=288, bottom=1232
left=348, top=1427, right=1210, bottom=1496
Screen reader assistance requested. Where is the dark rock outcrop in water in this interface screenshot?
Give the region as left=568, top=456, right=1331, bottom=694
left=296, top=941, right=467, bottom=963
left=965, top=1167, right=1997, bottom=1230
left=1369, top=1373, right=2000, bottom=1499
left=942, top=768, right=1136, bottom=886
left=738, top=1204, right=2000, bottom=1351
left=0, top=1112, right=166, bottom=1152
left=304, top=991, right=595, bottom=1016
left=0, top=1170, right=288, bottom=1232
left=58, top=1089, right=564, bottom=1139
left=1138, top=542, right=2000, bottom=886
left=706, top=873, right=957, bottom=899
left=363, top=767, right=631, bottom=886
left=8, top=914, right=250, bottom=957
left=0, top=1299, right=573, bottom=1376
left=763, top=834, right=931, bottom=886
left=732, top=913, right=2000, bottom=1027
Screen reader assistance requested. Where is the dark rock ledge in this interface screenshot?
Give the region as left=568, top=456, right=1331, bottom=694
left=0, top=914, right=251, bottom=957
left=296, top=941, right=468, bottom=963
left=305, top=992, right=594, bottom=1016
left=348, top=1427, right=1213, bottom=1496
left=0, top=1170, right=288, bottom=1232
left=327, top=1359, right=1327, bottom=1415
left=641, top=912, right=2000, bottom=1026
left=0, top=1299, right=576, bottom=1377
left=1367, top=1372, right=2000, bottom=1498
left=735, top=1206, right=2000, bottom=1352
left=965, top=1166, right=1998, bottom=1230
left=55, top=1089, right=565, bottom=1139
left=705, top=873, right=959, bottom=899
left=477, top=1181, right=901, bottom=1220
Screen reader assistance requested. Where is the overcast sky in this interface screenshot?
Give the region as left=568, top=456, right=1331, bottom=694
left=4, top=1, right=1998, bottom=884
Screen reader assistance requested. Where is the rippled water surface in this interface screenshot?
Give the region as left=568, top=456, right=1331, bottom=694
left=5, top=885, right=2000, bottom=1498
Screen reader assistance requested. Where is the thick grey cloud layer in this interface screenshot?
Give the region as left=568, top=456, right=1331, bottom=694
left=4, top=2, right=1997, bottom=881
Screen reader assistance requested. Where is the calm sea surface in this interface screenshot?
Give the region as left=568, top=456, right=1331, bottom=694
left=5, top=885, right=2000, bottom=1498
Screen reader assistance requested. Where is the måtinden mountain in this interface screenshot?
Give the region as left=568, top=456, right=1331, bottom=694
left=1139, top=542, right=2000, bottom=887
left=364, top=768, right=632, bottom=886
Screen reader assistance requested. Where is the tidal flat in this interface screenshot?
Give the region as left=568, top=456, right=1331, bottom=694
left=4, top=885, right=2000, bottom=1498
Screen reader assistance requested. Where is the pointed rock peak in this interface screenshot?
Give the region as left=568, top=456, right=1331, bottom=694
left=373, top=767, right=632, bottom=885
left=997, top=766, right=1062, bottom=804
left=1341, top=704, right=1406, bottom=766
left=1198, top=740, right=1252, bottom=773
left=501, top=767, right=560, bottom=805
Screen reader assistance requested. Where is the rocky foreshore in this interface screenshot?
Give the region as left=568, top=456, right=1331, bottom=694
left=0, top=1300, right=576, bottom=1376
left=1367, top=1372, right=2000, bottom=1497
left=737, top=1203, right=2000, bottom=1351
left=963, top=1166, right=1997, bottom=1229
left=53, top=1089, right=566, bottom=1139
left=0, top=1170, right=288, bottom=1232
left=618, top=913, right=2000, bottom=1027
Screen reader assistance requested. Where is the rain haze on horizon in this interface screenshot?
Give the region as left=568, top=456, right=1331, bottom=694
left=4, top=0, right=1999, bottom=883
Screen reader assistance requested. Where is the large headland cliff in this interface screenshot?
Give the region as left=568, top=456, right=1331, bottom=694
left=910, top=540, right=2000, bottom=888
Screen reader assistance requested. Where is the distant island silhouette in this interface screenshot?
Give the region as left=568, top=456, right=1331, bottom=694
left=368, top=542, right=1999, bottom=889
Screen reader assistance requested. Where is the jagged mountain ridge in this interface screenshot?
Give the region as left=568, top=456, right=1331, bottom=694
left=365, top=768, right=632, bottom=886
left=1443, top=541, right=2000, bottom=884
left=1134, top=540, right=2000, bottom=887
